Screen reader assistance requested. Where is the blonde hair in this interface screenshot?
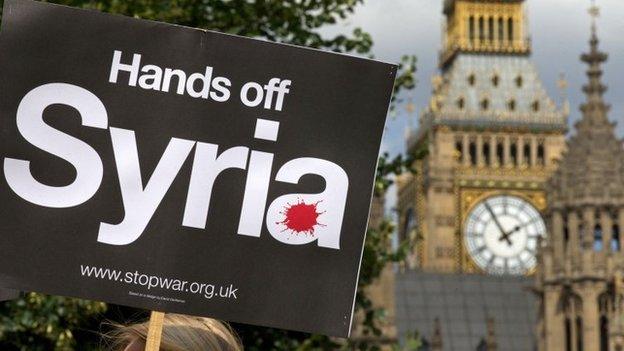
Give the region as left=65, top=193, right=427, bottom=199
left=105, top=313, right=243, bottom=351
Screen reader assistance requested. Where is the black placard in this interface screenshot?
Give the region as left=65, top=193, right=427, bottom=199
left=0, top=0, right=395, bottom=337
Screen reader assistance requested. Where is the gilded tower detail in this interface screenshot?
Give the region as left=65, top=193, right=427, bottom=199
left=536, top=4, right=624, bottom=350
left=398, top=0, right=568, bottom=275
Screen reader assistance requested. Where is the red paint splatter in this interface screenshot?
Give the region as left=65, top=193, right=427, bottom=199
left=278, top=200, right=325, bottom=236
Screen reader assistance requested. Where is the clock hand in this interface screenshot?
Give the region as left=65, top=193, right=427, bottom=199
left=485, top=203, right=513, bottom=246
left=499, top=225, right=523, bottom=246
left=499, top=231, right=513, bottom=246
left=485, top=203, right=506, bottom=234
left=505, top=224, right=525, bottom=239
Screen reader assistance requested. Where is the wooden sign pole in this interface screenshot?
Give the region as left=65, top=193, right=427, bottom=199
left=145, top=311, right=165, bottom=351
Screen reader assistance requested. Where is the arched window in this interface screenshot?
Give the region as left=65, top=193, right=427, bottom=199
left=492, top=74, right=500, bottom=87
left=523, top=143, right=531, bottom=164
left=508, top=99, right=516, bottom=111
left=469, top=16, right=475, bottom=42
left=496, top=142, right=504, bottom=166
left=483, top=142, right=491, bottom=166
left=564, top=295, right=583, bottom=351
left=498, top=17, right=504, bottom=44
left=612, top=224, right=621, bottom=251
left=469, top=141, right=477, bottom=166
left=457, top=97, right=465, bottom=110
left=508, top=18, right=514, bottom=42
left=599, top=294, right=610, bottom=351
left=576, top=317, right=584, bottom=351
left=594, top=224, right=604, bottom=251
left=510, top=143, right=518, bottom=166
left=600, top=316, right=609, bottom=351
left=532, top=100, right=541, bottom=112
left=488, top=17, right=494, bottom=42
left=537, top=144, right=545, bottom=166
left=468, top=74, right=476, bottom=86
left=515, top=75, right=523, bottom=88
left=455, top=140, right=463, bottom=161
left=479, top=17, right=485, bottom=41
left=565, top=317, right=572, bottom=351
left=481, top=98, right=490, bottom=111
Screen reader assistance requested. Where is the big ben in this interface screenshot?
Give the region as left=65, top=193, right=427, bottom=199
left=398, top=0, right=568, bottom=276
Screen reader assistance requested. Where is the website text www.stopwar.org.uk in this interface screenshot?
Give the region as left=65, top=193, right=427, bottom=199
left=79, top=264, right=238, bottom=301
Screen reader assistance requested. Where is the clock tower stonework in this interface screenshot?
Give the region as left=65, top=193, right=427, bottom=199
left=398, top=0, right=567, bottom=274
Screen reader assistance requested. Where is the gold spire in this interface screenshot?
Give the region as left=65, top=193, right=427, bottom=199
left=588, top=0, right=600, bottom=50
left=589, top=0, right=600, bottom=25
left=557, top=73, right=568, bottom=96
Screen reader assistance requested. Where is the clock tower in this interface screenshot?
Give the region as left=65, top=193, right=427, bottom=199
left=398, top=0, right=568, bottom=275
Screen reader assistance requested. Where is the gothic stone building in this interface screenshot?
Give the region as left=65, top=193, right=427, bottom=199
left=535, top=7, right=624, bottom=351
left=394, top=0, right=570, bottom=349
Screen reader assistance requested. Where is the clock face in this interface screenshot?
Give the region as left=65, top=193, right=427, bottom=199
left=464, top=195, right=545, bottom=275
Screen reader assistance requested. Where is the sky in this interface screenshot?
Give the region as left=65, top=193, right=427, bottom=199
left=322, top=0, right=624, bottom=213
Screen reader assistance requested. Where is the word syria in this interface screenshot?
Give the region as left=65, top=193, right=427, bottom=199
left=3, top=82, right=348, bottom=249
